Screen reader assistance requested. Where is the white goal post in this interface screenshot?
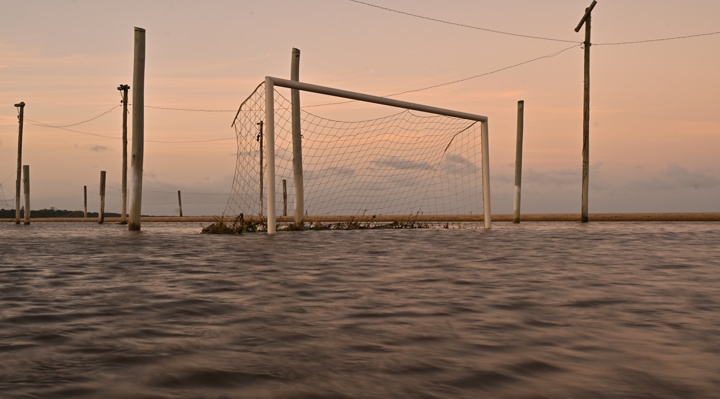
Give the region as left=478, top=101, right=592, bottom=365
left=263, top=76, right=491, bottom=234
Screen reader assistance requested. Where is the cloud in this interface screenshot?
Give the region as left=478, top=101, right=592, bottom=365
left=633, top=163, right=720, bottom=190
left=372, top=156, right=434, bottom=171
left=443, top=154, right=479, bottom=175
left=90, top=145, right=108, bottom=152
left=524, top=168, right=577, bottom=187
left=307, top=166, right=355, bottom=179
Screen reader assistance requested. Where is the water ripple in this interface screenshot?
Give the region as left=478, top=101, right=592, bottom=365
left=1, top=222, right=719, bottom=398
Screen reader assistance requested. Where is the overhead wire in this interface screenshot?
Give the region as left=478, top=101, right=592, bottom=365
left=146, top=137, right=235, bottom=144
left=19, top=105, right=121, bottom=130
left=346, top=0, right=580, bottom=44
left=594, top=31, right=720, bottom=46
left=347, top=0, right=720, bottom=47
left=387, top=43, right=580, bottom=97
left=144, top=105, right=235, bottom=113
left=21, top=105, right=236, bottom=142
left=18, top=44, right=580, bottom=119
left=18, top=1, right=716, bottom=139
left=25, top=119, right=121, bottom=140
left=15, top=3, right=716, bottom=121
left=53, top=105, right=122, bottom=127
left=305, top=43, right=581, bottom=108
left=23, top=120, right=236, bottom=143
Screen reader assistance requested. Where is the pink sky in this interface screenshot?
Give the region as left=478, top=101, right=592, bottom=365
left=1, top=0, right=719, bottom=215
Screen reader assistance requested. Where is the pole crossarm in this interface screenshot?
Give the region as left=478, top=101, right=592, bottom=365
left=267, top=77, right=488, bottom=123
left=575, top=0, right=597, bottom=33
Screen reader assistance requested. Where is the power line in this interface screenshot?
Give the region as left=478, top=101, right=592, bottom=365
left=305, top=43, right=580, bottom=108
left=21, top=105, right=121, bottom=130
left=55, top=105, right=122, bottom=127
left=19, top=42, right=579, bottom=136
left=347, top=0, right=580, bottom=44
left=594, top=31, right=720, bottom=46
left=20, top=104, right=231, bottom=134
left=144, top=105, right=235, bottom=112
left=146, top=137, right=235, bottom=144
left=24, top=119, right=235, bottom=143
left=389, top=44, right=580, bottom=97
left=25, top=119, right=120, bottom=139
left=347, top=0, right=720, bottom=47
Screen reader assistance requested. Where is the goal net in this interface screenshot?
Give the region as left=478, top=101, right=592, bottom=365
left=226, top=77, right=490, bottom=233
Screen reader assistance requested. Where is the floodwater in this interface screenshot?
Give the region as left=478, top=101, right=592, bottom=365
left=1, top=222, right=719, bottom=398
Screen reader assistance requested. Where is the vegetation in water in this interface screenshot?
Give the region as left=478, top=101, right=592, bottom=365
left=201, top=214, right=260, bottom=234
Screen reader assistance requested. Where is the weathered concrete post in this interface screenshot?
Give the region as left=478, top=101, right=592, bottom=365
left=513, top=100, right=524, bottom=224
left=99, top=171, right=106, bottom=224
left=264, top=76, right=277, bottom=235
left=129, top=27, right=145, bottom=231
left=481, top=120, right=491, bottom=230
left=22, top=165, right=30, bottom=225
left=291, top=48, right=304, bottom=227
left=14, top=102, right=25, bottom=224
left=177, top=190, right=183, bottom=217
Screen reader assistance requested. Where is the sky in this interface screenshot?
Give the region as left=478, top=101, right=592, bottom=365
left=1, top=0, right=719, bottom=216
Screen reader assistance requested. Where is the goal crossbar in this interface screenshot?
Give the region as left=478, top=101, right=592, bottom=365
left=269, top=77, right=488, bottom=123
left=263, top=76, right=491, bottom=234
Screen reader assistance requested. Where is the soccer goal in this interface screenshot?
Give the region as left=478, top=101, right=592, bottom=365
left=227, top=76, right=490, bottom=234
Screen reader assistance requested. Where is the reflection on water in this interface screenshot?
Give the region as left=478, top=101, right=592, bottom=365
left=1, top=222, right=719, bottom=398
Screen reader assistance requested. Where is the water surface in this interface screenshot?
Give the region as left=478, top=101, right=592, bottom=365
left=1, top=222, right=719, bottom=398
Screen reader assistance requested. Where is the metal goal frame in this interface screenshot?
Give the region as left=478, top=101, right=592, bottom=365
left=263, top=76, right=491, bottom=234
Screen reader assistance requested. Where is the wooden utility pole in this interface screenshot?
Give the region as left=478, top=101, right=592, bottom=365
left=23, top=165, right=30, bottom=225
left=177, top=190, right=183, bottom=217
left=14, top=102, right=25, bottom=224
left=513, top=100, right=524, bottom=224
left=99, top=171, right=106, bottom=224
left=118, top=84, right=130, bottom=224
left=282, top=179, right=287, bottom=217
left=129, top=27, right=145, bottom=231
left=576, top=0, right=597, bottom=223
left=257, top=121, right=264, bottom=217
left=84, top=185, right=88, bottom=218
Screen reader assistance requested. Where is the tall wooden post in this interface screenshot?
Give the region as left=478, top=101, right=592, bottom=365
left=291, top=48, right=304, bottom=227
left=84, top=185, right=88, bottom=218
left=14, top=102, right=25, bottom=225
left=22, top=165, right=30, bottom=225
left=282, top=179, right=287, bottom=217
left=576, top=0, right=596, bottom=223
left=118, top=84, right=130, bottom=224
left=257, top=121, right=264, bottom=217
left=177, top=190, right=183, bottom=217
left=129, top=27, right=145, bottom=231
left=99, top=171, right=106, bottom=224
left=513, top=100, right=524, bottom=224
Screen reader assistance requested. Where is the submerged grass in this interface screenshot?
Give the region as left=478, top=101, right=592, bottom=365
left=201, top=214, right=260, bottom=234
left=201, top=215, right=429, bottom=234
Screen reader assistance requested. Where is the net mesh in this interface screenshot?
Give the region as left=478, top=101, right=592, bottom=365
left=226, top=82, right=484, bottom=225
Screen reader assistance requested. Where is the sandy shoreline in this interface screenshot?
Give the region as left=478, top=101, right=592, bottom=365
left=2, top=213, right=720, bottom=223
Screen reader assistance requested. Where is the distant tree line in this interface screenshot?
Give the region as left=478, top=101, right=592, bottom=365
left=0, top=208, right=121, bottom=218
